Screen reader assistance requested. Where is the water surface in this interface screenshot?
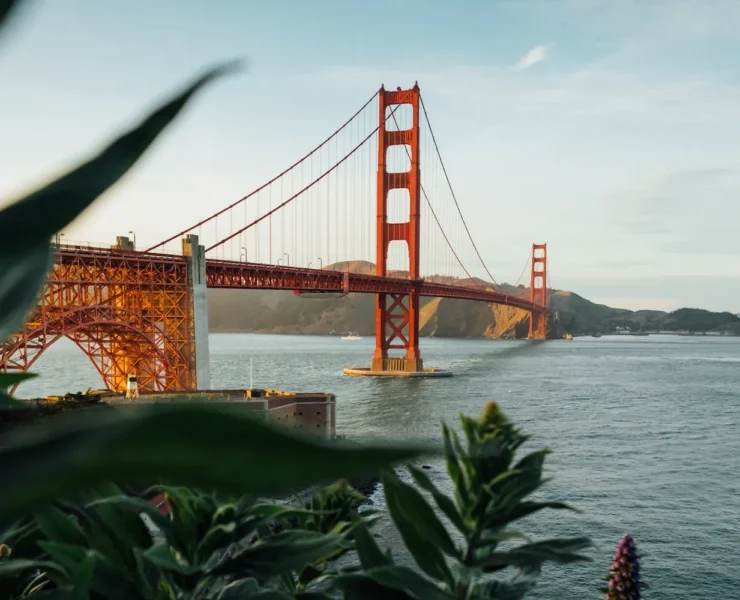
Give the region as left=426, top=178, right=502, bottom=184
left=21, top=334, right=740, bottom=599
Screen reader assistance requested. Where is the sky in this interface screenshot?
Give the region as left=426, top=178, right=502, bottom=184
left=1, top=0, right=739, bottom=312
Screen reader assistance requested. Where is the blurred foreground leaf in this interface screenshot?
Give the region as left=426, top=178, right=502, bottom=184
left=0, top=243, right=54, bottom=343
left=0, top=0, right=21, bottom=36
left=0, top=60, right=240, bottom=256
left=0, top=372, right=37, bottom=388
left=0, top=404, right=427, bottom=517
left=0, top=61, right=239, bottom=345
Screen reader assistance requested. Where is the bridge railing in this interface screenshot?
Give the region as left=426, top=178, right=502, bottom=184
left=52, top=239, right=112, bottom=251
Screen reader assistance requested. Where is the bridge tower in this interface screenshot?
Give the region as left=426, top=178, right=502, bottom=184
left=528, top=243, right=548, bottom=339
left=370, top=83, right=424, bottom=373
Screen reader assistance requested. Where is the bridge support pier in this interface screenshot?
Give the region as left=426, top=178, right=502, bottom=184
left=344, top=82, right=450, bottom=379
left=183, top=234, right=211, bottom=389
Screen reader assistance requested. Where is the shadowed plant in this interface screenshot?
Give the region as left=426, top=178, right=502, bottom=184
left=0, top=482, right=372, bottom=599
left=334, top=402, right=592, bottom=600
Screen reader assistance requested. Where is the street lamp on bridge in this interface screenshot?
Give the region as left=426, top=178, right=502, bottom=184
left=128, top=230, right=136, bottom=250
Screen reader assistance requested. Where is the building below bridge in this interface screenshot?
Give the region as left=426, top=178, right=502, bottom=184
left=44, top=388, right=337, bottom=439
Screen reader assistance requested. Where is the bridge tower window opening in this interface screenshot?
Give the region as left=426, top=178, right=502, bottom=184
left=386, top=144, right=412, bottom=174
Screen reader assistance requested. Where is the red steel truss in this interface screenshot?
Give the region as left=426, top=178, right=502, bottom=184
left=0, top=245, right=192, bottom=394
left=205, top=260, right=543, bottom=311
left=1, top=250, right=547, bottom=393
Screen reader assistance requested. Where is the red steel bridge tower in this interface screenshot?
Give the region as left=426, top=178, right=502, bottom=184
left=371, top=84, right=424, bottom=373
left=528, top=243, right=548, bottom=339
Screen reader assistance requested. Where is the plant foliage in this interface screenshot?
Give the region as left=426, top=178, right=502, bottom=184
left=0, top=405, right=592, bottom=599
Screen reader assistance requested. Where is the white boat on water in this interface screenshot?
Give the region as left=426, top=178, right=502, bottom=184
left=341, top=332, right=361, bottom=340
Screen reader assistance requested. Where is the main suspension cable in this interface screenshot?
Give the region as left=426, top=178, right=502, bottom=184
left=419, top=95, right=502, bottom=290
left=389, top=111, right=475, bottom=284
left=208, top=91, right=415, bottom=253
left=147, top=89, right=381, bottom=252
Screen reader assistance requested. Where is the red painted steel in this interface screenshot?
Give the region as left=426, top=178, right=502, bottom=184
left=0, top=245, right=192, bottom=394
left=205, top=260, right=542, bottom=310
left=372, top=84, right=423, bottom=372
left=528, top=243, right=548, bottom=339
left=1, top=249, right=548, bottom=393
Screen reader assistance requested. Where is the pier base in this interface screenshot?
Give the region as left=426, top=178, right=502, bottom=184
left=343, top=367, right=452, bottom=378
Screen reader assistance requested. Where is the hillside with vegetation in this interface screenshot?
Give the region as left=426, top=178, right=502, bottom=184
left=208, top=262, right=740, bottom=337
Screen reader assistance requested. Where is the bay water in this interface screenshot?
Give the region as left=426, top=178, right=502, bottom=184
left=20, top=334, right=740, bottom=599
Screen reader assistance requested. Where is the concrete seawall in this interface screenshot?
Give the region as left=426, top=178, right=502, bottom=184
left=105, top=389, right=336, bottom=439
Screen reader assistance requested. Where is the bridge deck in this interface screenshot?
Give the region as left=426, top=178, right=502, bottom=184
left=53, top=246, right=544, bottom=313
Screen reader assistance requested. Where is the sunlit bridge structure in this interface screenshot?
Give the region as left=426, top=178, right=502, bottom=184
left=0, top=83, right=549, bottom=393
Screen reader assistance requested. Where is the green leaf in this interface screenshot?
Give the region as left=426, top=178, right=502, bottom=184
left=0, top=558, right=67, bottom=579
left=383, top=471, right=458, bottom=558
left=478, top=537, right=592, bottom=572
left=37, top=541, right=87, bottom=573
left=475, top=568, right=540, bottom=600
left=34, top=506, right=86, bottom=546
left=0, top=370, right=36, bottom=409
left=485, top=501, right=575, bottom=529
left=38, top=544, right=142, bottom=600
left=241, top=591, right=294, bottom=600
left=71, top=552, right=96, bottom=600
left=337, top=573, right=416, bottom=600
left=441, top=424, right=470, bottom=511
left=0, top=0, right=21, bottom=35
left=365, top=565, right=454, bottom=600
left=0, top=371, right=37, bottom=388
left=216, top=530, right=343, bottom=580
left=0, top=61, right=241, bottom=257
left=0, top=390, right=25, bottom=409
left=0, top=404, right=426, bottom=518
left=144, top=543, right=200, bottom=576
left=195, top=522, right=236, bottom=563
left=212, top=577, right=259, bottom=599
left=381, top=471, right=454, bottom=584
left=352, top=522, right=390, bottom=570
left=0, top=242, right=54, bottom=343
left=493, top=450, right=549, bottom=505
left=407, top=465, right=466, bottom=534
left=87, top=495, right=174, bottom=543
left=19, top=571, right=54, bottom=598
left=476, top=529, right=532, bottom=547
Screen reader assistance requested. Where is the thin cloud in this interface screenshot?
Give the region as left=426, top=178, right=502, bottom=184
left=515, top=45, right=550, bottom=69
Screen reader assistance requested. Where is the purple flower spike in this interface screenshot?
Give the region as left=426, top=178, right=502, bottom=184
left=605, top=535, right=642, bottom=600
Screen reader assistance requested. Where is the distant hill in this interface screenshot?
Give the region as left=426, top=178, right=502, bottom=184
left=207, top=261, right=740, bottom=338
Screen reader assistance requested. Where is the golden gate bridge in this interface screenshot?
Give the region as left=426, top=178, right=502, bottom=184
left=0, top=83, right=549, bottom=393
